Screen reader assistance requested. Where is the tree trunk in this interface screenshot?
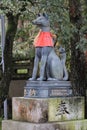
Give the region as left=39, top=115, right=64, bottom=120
left=17, top=19, right=24, bottom=42
left=0, top=14, right=19, bottom=99
left=69, top=0, right=86, bottom=96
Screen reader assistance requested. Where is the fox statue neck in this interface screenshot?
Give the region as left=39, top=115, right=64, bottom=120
left=40, top=26, right=50, bottom=32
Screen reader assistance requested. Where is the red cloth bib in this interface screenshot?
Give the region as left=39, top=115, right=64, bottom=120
left=34, top=31, right=54, bottom=47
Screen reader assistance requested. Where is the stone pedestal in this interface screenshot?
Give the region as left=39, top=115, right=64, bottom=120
left=12, top=97, right=84, bottom=123
left=2, top=80, right=87, bottom=130
left=24, top=81, right=72, bottom=98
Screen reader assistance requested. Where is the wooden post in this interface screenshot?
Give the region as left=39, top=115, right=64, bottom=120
left=4, top=98, right=8, bottom=120
left=1, top=15, right=5, bottom=72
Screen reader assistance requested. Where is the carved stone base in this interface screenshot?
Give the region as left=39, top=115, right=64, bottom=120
left=12, top=97, right=84, bottom=123
left=24, top=81, right=72, bottom=98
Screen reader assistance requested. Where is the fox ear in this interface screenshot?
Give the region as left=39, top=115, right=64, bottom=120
left=37, top=13, right=41, bottom=17
left=37, top=13, right=42, bottom=17
left=43, top=13, right=48, bottom=19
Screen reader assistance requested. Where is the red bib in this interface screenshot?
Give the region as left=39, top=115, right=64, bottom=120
left=34, top=31, right=54, bottom=47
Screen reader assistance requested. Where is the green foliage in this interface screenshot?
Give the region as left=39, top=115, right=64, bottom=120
left=0, top=0, right=24, bottom=15
left=0, top=0, right=87, bottom=59
left=0, top=118, right=2, bottom=130
left=0, top=0, right=37, bottom=60
left=13, top=19, right=37, bottom=59
left=13, top=41, right=35, bottom=59
left=76, top=36, right=87, bottom=51
left=77, top=0, right=87, bottom=51
left=0, top=0, right=35, bottom=16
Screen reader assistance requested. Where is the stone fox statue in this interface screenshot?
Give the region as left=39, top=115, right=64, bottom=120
left=29, top=13, right=68, bottom=81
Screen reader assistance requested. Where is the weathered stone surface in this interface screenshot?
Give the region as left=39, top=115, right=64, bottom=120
left=24, top=81, right=72, bottom=98
left=12, top=97, right=84, bottom=123
left=48, top=97, right=84, bottom=122
left=2, top=119, right=87, bottom=130
left=12, top=97, right=48, bottom=123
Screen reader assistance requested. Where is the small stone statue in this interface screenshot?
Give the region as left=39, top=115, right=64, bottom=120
left=58, top=46, right=68, bottom=81
left=29, top=13, right=68, bottom=81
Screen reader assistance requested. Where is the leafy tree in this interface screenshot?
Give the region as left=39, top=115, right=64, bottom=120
left=13, top=18, right=36, bottom=60
left=0, top=0, right=35, bottom=99
left=69, top=0, right=87, bottom=95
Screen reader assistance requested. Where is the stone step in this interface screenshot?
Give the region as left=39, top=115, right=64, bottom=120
left=12, top=96, right=85, bottom=123
left=2, top=119, right=87, bottom=130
